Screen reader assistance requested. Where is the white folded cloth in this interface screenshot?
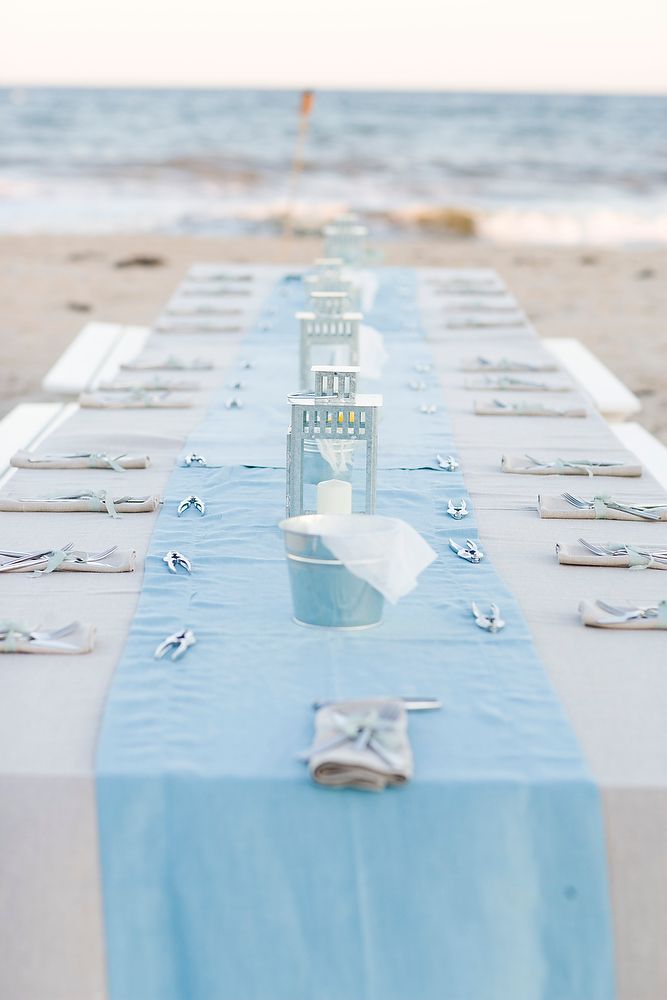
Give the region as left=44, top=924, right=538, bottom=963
left=475, top=400, right=586, bottom=417
left=557, top=542, right=667, bottom=570
left=0, top=621, right=96, bottom=654
left=303, top=698, right=412, bottom=791
left=10, top=450, right=150, bottom=471
left=79, top=391, right=193, bottom=409
left=319, top=516, right=437, bottom=603
left=0, top=493, right=160, bottom=515
left=502, top=454, right=641, bottom=477
left=579, top=599, right=667, bottom=629
left=539, top=494, right=667, bottom=521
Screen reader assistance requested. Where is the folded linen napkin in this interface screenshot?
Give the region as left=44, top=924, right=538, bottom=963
left=0, top=546, right=136, bottom=573
left=461, top=356, right=558, bottom=373
left=0, top=493, right=160, bottom=515
left=502, top=454, right=641, bottom=477
left=445, top=318, right=527, bottom=329
left=301, top=698, right=412, bottom=791
left=154, top=320, right=242, bottom=334
left=538, top=494, right=667, bottom=521
left=465, top=376, right=568, bottom=391
left=79, top=391, right=193, bottom=409
left=97, top=378, right=201, bottom=392
left=0, top=621, right=96, bottom=653
left=475, top=400, right=586, bottom=417
left=121, top=356, right=214, bottom=371
left=179, top=286, right=251, bottom=297
left=10, top=450, right=150, bottom=471
left=579, top=599, right=667, bottom=629
left=166, top=304, right=244, bottom=316
left=557, top=542, right=667, bottom=569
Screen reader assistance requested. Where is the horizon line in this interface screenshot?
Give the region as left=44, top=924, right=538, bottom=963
left=1, top=81, right=667, bottom=98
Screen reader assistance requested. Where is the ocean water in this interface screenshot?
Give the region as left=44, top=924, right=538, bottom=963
left=1, top=87, right=667, bottom=244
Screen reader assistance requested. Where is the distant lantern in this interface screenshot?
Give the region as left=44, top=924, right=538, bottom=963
left=308, top=290, right=355, bottom=316
left=286, top=365, right=382, bottom=518
left=304, top=258, right=360, bottom=310
left=296, top=309, right=362, bottom=390
left=323, top=218, right=368, bottom=266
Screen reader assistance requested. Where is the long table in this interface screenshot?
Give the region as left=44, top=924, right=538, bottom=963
left=1, top=265, right=665, bottom=1000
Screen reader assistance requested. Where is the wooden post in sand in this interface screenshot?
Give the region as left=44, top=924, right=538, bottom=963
left=283, top=90, right=315, bottom=236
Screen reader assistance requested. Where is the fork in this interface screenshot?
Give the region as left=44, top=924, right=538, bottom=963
left=595, top=600, right=659, bottom=621
left=0, top=542, right=75, bottom=572
left=562, top=492, right=663, bottom=521
left=578, top=539, right=667, bottom=562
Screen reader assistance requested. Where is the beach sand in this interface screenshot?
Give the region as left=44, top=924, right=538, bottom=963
left=1, top=234, right=666, bottom=441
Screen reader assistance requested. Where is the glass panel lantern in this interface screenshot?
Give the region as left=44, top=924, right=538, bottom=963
left=286, top=366, right=382, bottom=517
left=323, top=223, right=368, bottom=266
left=304, top=260, right=360, bottom=311
left=308, top=290, right=355, bottom=316
left=296, top=310, right=362, bottom=390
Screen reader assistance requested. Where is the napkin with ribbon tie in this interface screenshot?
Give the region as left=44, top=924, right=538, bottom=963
left=10, top=450, right=150, bottom=471
left=98, top=378, right=201, bottom=392
left=475, top=400, right=586, bottom=417
left=0, top=492, right=160, bottom=516
left=461, top=356, right=559, bottom=373
left=579, top=599, right=667, bottom=629
left=0, top=547, right=136, bottom=573
left=0, top=621, right=96, bottom=654
left=300, top=698, right=412, bottom=791
left=539, top=494, right=667, bottom=521
left=557, top=542, right=667, bottom=570
left=79, top=391, right=193, bottom=409
left=502, top=454, right=641, bottom=477
left=465, top=376, right=569, bottom=391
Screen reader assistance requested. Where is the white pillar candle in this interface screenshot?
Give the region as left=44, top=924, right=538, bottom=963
left=316, top=479, right=352, bottom=515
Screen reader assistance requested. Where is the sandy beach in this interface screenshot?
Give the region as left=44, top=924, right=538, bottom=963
left=1, top=234, right=666, bottom=441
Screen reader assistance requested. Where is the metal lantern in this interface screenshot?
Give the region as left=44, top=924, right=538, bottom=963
left=308, top=290, right=356, bottom=316
left=286, top=365, right=382, bottom=517
left=304, top=258, right=360, bottom=310
left=324, top=223, right=368, bottom=266
left=296, top=310, right=362, bottom=390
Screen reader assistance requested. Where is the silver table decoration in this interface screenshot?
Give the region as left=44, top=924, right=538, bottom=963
left=297, top=309, right=362, bottom=390
left=286, top=365, right=382, bottom=517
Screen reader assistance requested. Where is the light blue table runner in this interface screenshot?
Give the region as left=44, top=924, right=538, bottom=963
left=96, top=269, right=615, bottom=1000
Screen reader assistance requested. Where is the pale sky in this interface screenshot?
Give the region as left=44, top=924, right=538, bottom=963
left=2, top=0, right=667, bottom=93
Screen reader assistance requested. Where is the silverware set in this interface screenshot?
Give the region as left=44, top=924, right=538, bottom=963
left=562, top=492, right=665, bottom=521
left=594, top=600, right=664, bottom=623
left=0, top=621, right=80, bottom=643
left=578, top=538, right=667, bottom=565
left=0, top=543, right=117, bottom=573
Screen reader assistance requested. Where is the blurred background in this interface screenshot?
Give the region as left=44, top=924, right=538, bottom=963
left=1, top=0, right=666, bottom=434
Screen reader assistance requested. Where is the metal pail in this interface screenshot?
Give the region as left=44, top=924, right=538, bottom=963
left=279, top=514, right=391, bottom=629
